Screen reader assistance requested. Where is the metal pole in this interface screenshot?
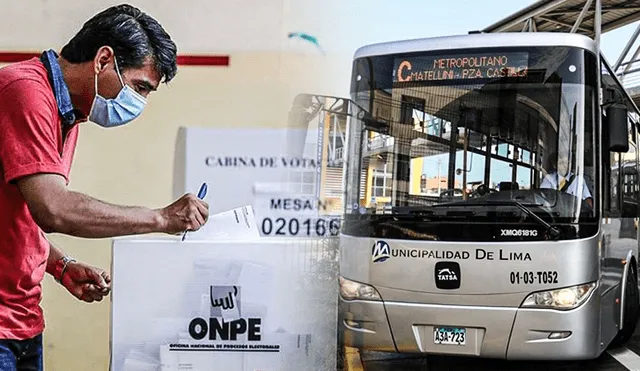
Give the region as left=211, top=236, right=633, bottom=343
left=332, top=115, right=337, bottom=163
left=538, top=16, right=591, bottom=32
left=619, top=57, right=640, bottom=67
left=595, top=0, right=604, bottom=218
left=621, top=44, right=640, bottom=82
left=595, top=0, right=601, bottom=54
left=462, top=129, right=468, bottom=200
left=341, top=104, right=350, bottom=209
left=614, top=22, right=640, bottom=71
left=616, top=65, right=640, bottom=76
left=438, top=159, right=442, bottom=195
left=624, top=45, right=640, bottom=74
left=571, top=0, right=593, bottom=33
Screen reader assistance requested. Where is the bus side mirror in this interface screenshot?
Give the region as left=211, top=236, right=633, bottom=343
left=607, top=103, right=629, bottom=153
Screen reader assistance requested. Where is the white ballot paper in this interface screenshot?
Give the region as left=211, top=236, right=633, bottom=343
left=185, top=205, right=260, bottom=241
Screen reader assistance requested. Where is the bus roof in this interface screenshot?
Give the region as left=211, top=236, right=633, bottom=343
left=353, top=32, right=597, bottom=60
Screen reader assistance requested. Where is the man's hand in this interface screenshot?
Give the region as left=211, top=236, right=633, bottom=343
left=61, top=262, right=111, bottom=303
left=158, top=193, right=209, bottom=235
left=16, top=173, right=209, bottom=238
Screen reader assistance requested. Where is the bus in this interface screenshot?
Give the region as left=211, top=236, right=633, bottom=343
left=337, top=32, right=640, bottom=360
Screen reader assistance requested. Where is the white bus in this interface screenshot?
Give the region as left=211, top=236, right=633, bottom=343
left=338, top=32, right=640, bottom=360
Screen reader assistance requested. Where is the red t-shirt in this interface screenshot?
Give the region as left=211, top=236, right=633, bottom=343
left=0, top=58, right=79, bottom=340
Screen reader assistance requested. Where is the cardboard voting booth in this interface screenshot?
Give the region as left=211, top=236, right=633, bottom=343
left=172, top=127, right=335, bottom=238
left=172, top=127, right=315, bottom=216
left=110, top=236, right=338, bottom=371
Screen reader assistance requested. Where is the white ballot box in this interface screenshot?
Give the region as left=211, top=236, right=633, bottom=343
left=110, top=237, right=338, bottom=371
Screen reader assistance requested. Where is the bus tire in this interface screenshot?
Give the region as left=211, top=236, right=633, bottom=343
left=610, top=266, right=640, bottom=348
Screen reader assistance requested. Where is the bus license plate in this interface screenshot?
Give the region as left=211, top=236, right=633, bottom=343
left=433, top=327, right=466, bottom=345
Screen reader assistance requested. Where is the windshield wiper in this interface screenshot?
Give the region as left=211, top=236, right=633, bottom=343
left=467, top=201, right=560, bottom=238
left=399, top=208, right=476, bottom=218
left=433, top=200, right=561, bottom=239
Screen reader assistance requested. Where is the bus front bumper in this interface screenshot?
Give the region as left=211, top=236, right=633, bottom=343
left=339, top=290, right=602, bottom=360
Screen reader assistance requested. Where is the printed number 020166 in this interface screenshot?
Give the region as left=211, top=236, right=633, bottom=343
left=261, top=217, right=340, bottom=237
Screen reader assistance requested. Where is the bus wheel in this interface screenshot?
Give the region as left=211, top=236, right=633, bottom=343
left=611, top=266, right=640, bottom=348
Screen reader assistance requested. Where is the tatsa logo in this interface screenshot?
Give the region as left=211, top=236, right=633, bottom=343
left=436, top=268, right=458, bottom=281
left=434, top=262, right=462, bottom=290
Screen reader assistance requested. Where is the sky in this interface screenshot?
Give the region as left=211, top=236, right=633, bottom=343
left=286, top=0, right=640, bottom=97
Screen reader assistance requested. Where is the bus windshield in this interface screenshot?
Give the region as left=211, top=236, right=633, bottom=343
left=344, top=46, right=598, bottom=239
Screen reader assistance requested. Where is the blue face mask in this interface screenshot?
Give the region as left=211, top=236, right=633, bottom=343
left=88, top=57, right=147, bottom=128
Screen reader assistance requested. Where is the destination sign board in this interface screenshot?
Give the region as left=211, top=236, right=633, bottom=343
left=393, top=52, right=529, bottom=83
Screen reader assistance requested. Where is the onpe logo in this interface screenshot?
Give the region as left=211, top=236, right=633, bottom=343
left=434, top=262, right=461, bottom=290
left=210, top=285, right=240, bottom=314
left=188, top=285, right=262, bottom=342
left=372, top=240, right=391, bottom=263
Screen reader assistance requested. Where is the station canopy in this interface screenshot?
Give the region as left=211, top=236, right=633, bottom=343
left=482, top=0, right=640, bottom=36
left=481, top=0, right=640, bottom=107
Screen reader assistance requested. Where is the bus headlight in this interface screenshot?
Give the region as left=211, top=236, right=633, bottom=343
left=339, top=276, right=382, bottom=301
left=521, top=282, right=597, bottom=310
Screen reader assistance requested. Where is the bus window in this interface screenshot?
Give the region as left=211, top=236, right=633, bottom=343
left=620, top=141, right=638, bottom=218
left=601, top=60, right=637, bottom=217
left=346, top=45, right=598, bottom=233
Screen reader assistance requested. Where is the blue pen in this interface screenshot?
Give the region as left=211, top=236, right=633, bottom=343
left=181, top=182, right=208, bottom=241
left=196, top=182, right=208, bottom=199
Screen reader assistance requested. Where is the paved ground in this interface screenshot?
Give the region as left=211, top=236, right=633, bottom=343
left=339, top=324, right=640, bottom=371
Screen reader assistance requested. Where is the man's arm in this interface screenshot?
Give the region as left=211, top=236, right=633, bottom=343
left=17, top=173, right=208, bottom=238
left=44, top=237, right=111, bottom=302
left=585, top=198, right=594, bottom=208
left=45, top=239, right=65, bottom=279
left=0, top=79, right=207, bottom=238
left=579, top=176, right=594, bottom=209
left=540, top=174, right=553, bottom=189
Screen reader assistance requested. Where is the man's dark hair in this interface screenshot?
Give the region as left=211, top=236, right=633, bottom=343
left=60, top=4, right=178, bottom=83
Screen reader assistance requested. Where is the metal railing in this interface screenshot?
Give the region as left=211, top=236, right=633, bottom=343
left=333, top=147, right=344, bottom=162
left=366, top=136, right=395, bottom=151
left=620, top=69, right=640, bottom=90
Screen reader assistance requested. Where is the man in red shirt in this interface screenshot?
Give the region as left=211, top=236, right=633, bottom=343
left=0, top=5, right=209, bottom=370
